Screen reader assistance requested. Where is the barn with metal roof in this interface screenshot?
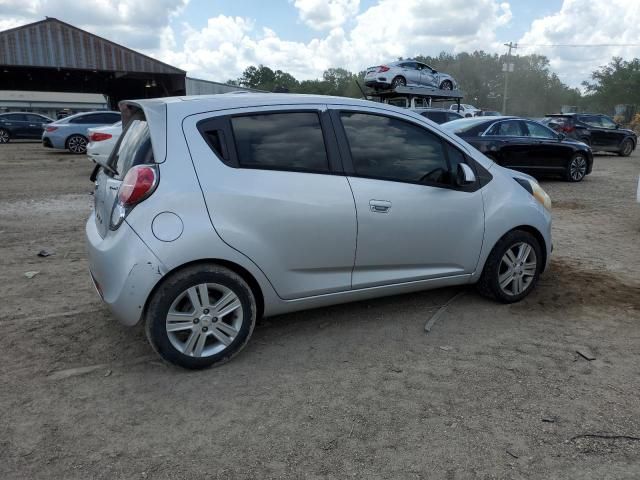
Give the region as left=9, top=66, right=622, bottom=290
left=0, top=17, right=187, bottom=108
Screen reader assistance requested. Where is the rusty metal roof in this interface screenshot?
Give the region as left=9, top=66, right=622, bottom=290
left=0, top=17, right=185, bottom=75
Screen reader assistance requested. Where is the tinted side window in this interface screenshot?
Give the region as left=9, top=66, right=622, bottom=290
left=486, top=120, right=524, bottom=136
left=4, top=113, right=26, bottom=121
left=340, top=112, right=449, bottom=185
left=70, top=114, right=99, bottom=124
left=447, top=112, right=462, bottom=122
left=579, top=115, right=601, bottom=127
left=231, top=112, right=329, bottom=172
left=26, top=114, right=46, bottom=122
left=525, top=121, right=556, bottom=139
left=423, top=111, right=446, bottom=124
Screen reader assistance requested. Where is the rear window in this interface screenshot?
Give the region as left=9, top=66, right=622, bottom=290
left=112, top=118, right=152, bottom=178
left=230, top=112, right=329, bottom=173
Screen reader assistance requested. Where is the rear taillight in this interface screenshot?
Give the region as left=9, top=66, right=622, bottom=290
left=90, top=132, right=112, bottom=142
left=110, top=165, right=158, bottom=230
left=562, top=125, right=575, bottom=133
left=45, top=126, right=58, bottom=132
left=378, top=65, right=390, bottom=72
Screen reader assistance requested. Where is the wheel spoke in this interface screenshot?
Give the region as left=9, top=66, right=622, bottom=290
left=215, top=321, right=238, bottom=338
left=166, top=312, right=194, bottom=332
left=504, top=249, right=517, bottom=267
left=197, top=284, right=210, bottom=308
left=499, top=270, right=514, bottom=290
left=187, top=286, right=203, bottom=312
left=182, top=331, right=200, bottom=356
left=193, top=331, right=208, bottom=357
left=517, top=244, right=531, bottom=262
left=211, top=326, right=233, bottom=346
left=216, top=298, right=241, bottom=318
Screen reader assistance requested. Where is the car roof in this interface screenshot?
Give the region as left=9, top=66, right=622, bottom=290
left=412, top=108, right=456, bottom=113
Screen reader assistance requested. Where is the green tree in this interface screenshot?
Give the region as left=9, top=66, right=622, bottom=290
left=583, top=57, right=640, bottom=112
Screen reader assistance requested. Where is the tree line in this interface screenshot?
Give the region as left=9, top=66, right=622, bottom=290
left=227, top=52, right=639, bottom=118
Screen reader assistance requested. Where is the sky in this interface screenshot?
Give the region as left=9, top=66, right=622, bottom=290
left=1, top=0, right=640, bottom=88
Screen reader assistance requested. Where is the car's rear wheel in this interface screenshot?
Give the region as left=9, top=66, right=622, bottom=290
left=565, top=153, right=588, bottom=182
left=391, top=76, right=406, bottom=88
left=66, top=134, right=87, bottom=154
left=440, top=80, right=453, bottom=90
left=0, top=129, right=9, bottom=144
left=477, top=230, right=542, bottom=303
left=619, top=138, right=634, bottom=157
left=145, top=264, right=257, bottom=369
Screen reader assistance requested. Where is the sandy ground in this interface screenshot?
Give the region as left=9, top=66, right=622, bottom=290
left=1, top=142, right=639, bottom=479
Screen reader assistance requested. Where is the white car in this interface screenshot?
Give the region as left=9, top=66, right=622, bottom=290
left=450, top=104, right=481, bottom=117
left=87, top=121, right=122, bottom=163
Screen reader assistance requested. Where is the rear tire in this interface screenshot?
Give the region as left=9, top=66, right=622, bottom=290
left=477, top=230, right=542, bottom=303
left=565, top=153, right=588, bottom=182
left=0, top=129, right=9, bottom=144
left=66, top=134, right=87, bottom=154
left=391, top=76, right=406, bottom=88
left=440, top=80, right=453, bottom=90
left=145, top=264, right=257, bottom=369
left=619, top=138, right=633, bottom=157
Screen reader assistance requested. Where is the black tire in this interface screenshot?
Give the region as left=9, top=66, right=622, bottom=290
left=391, top=76, right=406, bottom=88
left=565, top=153, right=588, bottom=182
left=66, top=134, right=87, bottom=154
left=477, top=230, right=542, bottom=303
left=440, top=80, right=453, bottom=90
left=145, top=264, right=257, bottom=369
left=619, top=138, right=634, bottom=157
left=0, top=128, right=9, bottom=144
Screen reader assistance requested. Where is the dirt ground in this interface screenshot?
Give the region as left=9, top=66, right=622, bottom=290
left=1, top=141, right=639, bottom=479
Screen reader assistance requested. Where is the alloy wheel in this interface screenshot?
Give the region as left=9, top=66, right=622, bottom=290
left=0, top=130, right=9, bottom=144
left=622, top=140, right=633, bottom=156
left=440, top=81, right=453, bottom=90
left=165, top=283, right=243, bottom=358
left=569, top=155, right=587, bottom=181
left=498, top=242, right=537, bottom=297
left=68, top=135, right=87, bottom=154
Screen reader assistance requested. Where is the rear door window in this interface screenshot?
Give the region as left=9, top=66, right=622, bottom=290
left=524, top=121, right=557, bottom=139
left=230, top=112, right=329, bottom=173
left=486, top=120, right=525, bottom=136
left=112, top=118, right=152, bottom=178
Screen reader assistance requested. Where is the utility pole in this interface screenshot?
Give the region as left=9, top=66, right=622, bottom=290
left=502, top=42, right=517, bottom=114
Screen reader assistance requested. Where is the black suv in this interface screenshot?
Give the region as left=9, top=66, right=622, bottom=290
left=412, top=108, right=463, bottom=124
left=0, top=112, right=53, bottom=144
left=544, top=113, right=636, bottom=156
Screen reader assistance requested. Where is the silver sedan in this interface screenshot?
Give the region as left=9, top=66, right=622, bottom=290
left=365, top=60, right=458, bottom=90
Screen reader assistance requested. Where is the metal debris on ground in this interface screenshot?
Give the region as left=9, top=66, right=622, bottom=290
left=424, top=291, right=466, bottom=333
left=24, top=271, right=40, bottom=279
left=576, top=348, right=596, bottom=361
left=37, top=249, right=54, bottom=257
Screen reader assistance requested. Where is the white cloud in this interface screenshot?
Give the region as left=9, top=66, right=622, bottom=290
left=293, top=0, right=359, bottom=30
left=159, top=0, right=513, bottom=82
left=0, top=0, right=189, bottom=50
left=518, top=0, right=640, bottom=87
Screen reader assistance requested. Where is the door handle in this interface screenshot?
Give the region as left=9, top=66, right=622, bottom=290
left=369, top=200, right=391, bottom=213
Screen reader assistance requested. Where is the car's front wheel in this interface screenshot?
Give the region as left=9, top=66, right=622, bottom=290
left=619, top=138, right=634, bottom=157
left=477, top=230, right=542, bottom=303
left=145, top=264, right=257, bottom=369
left=0, top=128, right=9, bottom=144
left=66, top=134, right=87, bottom=154
left=440, top=80, right=453, bottom=90
left=566, top=153, right=588, bottom=182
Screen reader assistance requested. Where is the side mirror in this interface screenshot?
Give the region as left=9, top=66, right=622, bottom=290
left=615, top=124, right=620, bottom=129
left=456, top=163, right=476, bottom=186
left=557, top=132, right=566, bottom=141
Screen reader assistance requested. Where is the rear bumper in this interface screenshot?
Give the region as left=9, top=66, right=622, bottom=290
left=86, top=213, right=167, bottom=326
left=42, top=137, right=53, bottom=148
left=365, top=79, right=391, bottom=89
left=42, top=133, right=66, bottom=149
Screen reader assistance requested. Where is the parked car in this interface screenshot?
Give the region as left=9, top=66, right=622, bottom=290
left=479, top=110, right=501, bottom=116
left=545, top=113, right=637, bottom=156
left=450, top=104, right=481, bottom=117
left=87, top=121, right=122, bottom=163
left=87, top=94, right=552, bottom=369
left=43, top=111, right=121, bottom=154
left=0, top=112, right=53, bottom=143
left=443, top=116, right=593, bottom=182
left=365, top=60, right=458, bottom=90
left=412, top=108, right=463, bottom=124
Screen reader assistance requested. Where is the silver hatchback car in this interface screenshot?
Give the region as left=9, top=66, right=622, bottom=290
left=365, top=60, right=458, bottom=90
left=87, top=93, right=552, bottom=369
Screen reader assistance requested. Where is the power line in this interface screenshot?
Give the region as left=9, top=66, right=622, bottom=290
left=518, top=43, right=640, bottom=48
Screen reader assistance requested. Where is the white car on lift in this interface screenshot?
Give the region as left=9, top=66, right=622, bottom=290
left=87, top=121, right=122, bottom=163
